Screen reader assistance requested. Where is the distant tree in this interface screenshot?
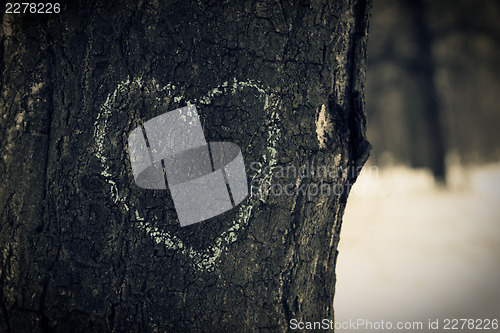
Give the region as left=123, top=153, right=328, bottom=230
left=403, top=0, right=446, bottom=182
left=366, top=0, right=446, bottom=182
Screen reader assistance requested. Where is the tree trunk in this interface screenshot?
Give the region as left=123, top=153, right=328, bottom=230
left=0, top=0, right=371, bottom=331
left=402, top=0, right=447, bottom=182
left=365, top=0, right=446, bottom=181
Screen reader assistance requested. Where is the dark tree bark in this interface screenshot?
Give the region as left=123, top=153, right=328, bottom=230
left=0, top=0, right=370, bottom=332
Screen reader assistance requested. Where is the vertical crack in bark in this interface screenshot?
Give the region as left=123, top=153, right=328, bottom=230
left=346, top=0, right=372, bottom=172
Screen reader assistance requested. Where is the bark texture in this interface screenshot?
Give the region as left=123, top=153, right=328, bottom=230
left=0, top=0, right=370, bottom=331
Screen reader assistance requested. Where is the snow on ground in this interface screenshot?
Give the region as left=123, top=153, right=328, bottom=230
left=335, top=163, right=500, bottom=331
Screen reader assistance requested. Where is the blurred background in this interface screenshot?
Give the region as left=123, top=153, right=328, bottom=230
left=335, top=0, right=500, bottom=331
